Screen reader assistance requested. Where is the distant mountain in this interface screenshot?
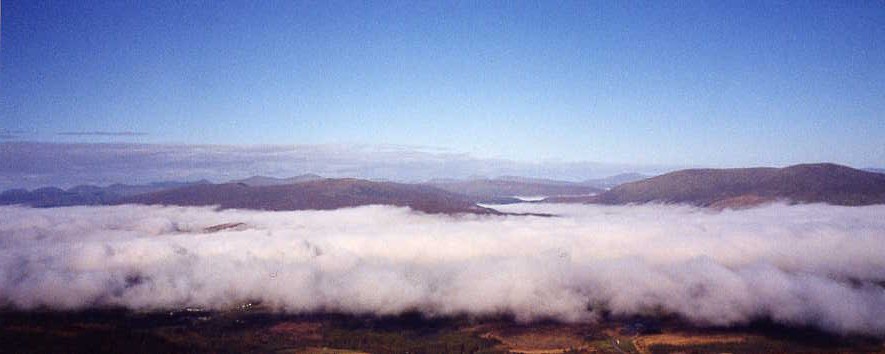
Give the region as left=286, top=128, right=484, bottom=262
left=0, top=187, right=107, bottom=207
left=865, top=168, right=885, bottom=175
left=581, top=173, right=648, bottom=189
left=0, top=180, right=209, bottom=207
left=575, top=163, right=885, bottom=208
left=231, top=174, right=323, bottom=186
left=104, top=181, right=212, bottom=196
left=494, top=176, right=581, bottom=186
left=426, top=178, right=601, bottom=203
left=117, top=178, right=496, bottom=215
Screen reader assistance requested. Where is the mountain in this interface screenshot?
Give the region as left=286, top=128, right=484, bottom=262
left=0, top=187, right=109, bottom=207
left=865, top=168, right=885, bottom=175
left=231, top=174, right=323, bottom=186
left=494, top=176, right=581, bottom=186
left=581, top=173, right=648, bottom=189
left=426, top=178, right=601, bottom=203
left=0, top=181, right=210, bottom=207
left=117, top=178, right=496, bottom=215
left=579, top=163, right=885, bottom=208
left=103, top=181, right=211, bottom=196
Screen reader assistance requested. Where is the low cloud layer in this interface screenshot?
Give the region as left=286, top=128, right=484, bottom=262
left=0, top=142, right=666, bottom=190
left=1, top=203, right=883, bottom=336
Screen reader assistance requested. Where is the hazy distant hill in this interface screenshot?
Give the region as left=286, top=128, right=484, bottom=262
left=493, top=176, right=582, bottom=186
left=0, top=181, right=209, bottom=207
left=426, top=178, right=601, bottom=203
left=118, top=178, right=496, bottom=214
left=0, top=187, right=107, bottom=207
left=581, top=173, right=648, bottom=189
left=231, top=174, right=323, bottom=186
left=583, top=163, right=885, bottom=208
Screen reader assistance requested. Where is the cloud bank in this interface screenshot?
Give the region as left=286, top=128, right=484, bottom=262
left=0, top=142, right=667, bottom=190
left=0, top=203, right=883, bottom=337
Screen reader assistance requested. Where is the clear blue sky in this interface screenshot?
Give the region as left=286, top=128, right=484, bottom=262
left=2, top=1, right=883, bottom=167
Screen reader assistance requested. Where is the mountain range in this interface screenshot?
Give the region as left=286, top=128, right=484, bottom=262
left=0, top=181, right=209, bottom=208
left=116, top=178, right=496, bottom=214
left=0, top=174, right=622, bottom=212
left=3, top=164, right=884, bottom=212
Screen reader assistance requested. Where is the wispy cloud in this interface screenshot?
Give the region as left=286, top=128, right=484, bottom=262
left=0, top=142, right=673, bottom=189
left=1, top=203, right=883, bottom=336
left=57, top=131, right=148, bottom=136
left=0, top=129, right=27, bottom=140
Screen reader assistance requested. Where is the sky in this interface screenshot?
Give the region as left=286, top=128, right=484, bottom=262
left=1, top=1, right=884, bottom=167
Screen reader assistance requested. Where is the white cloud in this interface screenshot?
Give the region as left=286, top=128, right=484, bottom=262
left=0, top=203, right=883, bottom=336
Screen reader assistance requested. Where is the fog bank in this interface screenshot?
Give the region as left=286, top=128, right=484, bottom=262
left=0, top=203, right=883, bottom=336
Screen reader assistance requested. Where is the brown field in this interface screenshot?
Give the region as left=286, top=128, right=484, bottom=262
left=467, top=322, right=599, bottom=353
left=0, top=308, right=882, bottom=353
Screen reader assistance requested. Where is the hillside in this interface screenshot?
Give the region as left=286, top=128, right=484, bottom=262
left=118, top=178, right=496, bottom=214
left=586, top=163, right=885, bottom=207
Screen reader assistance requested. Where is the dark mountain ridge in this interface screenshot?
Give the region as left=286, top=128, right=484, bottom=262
left=117, top=178, right=497, bottom=215
left=588, top=163, right=885, bottom=207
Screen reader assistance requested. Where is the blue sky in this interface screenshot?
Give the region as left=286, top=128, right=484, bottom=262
left=2, top=1, right=883, bottom=167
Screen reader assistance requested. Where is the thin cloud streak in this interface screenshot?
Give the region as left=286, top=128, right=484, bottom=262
left=0, top=129, right=26, bottom=140
left=57, top=131, right=148, bottom=136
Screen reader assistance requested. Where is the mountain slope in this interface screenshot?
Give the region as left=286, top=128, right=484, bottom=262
left=589, top=163, right=885, bottom=207
left=118, top=178, right=496, bottom=214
